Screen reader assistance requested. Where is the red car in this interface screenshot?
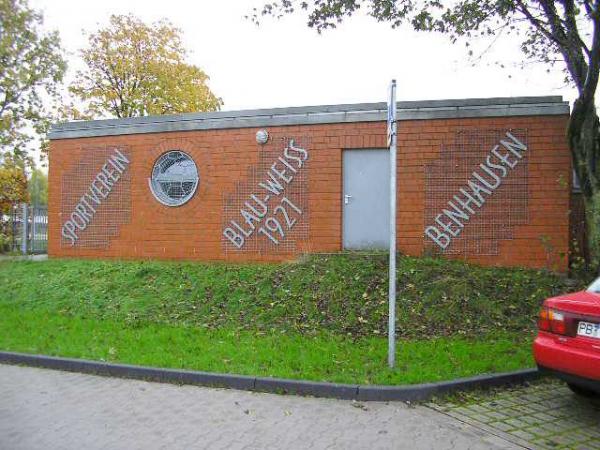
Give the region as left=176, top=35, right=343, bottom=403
left=533, top=279, right=600, bottom=396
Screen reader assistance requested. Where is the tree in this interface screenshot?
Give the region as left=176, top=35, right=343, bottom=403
left=253, top=0, right=600, bottom=267
left=0, top=156, right=27, bottom=253
left=28, top=168, right=47, bottom=206
left=70, top=14, right=223, bottom=119
left=0, top=0, right=66, bottom=164
left=0, top=156, right=28, bottom=213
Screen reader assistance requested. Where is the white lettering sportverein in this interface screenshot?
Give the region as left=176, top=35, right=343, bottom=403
left=424, top=132, right=527, bottom=250
left=61, top=149, right=130, bottom=246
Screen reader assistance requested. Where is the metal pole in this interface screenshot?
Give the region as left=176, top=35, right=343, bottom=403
left=21, top=203, right=28, bottom=255
left=31, top=206, right=37, bottom=254
left=388, top=80, right=397, bottom=368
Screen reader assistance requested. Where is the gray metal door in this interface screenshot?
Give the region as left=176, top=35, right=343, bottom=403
left=343, top=149, right=390, bottom=249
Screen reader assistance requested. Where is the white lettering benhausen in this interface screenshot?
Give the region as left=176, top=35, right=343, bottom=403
left=61, top=149, right=130, bottom=245
left=223, top=139, right=308, bottom=249
left=424, top=132, right=527, bottom=250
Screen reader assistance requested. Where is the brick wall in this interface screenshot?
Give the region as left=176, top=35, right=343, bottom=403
left=48, top=114, right=571, bottom=271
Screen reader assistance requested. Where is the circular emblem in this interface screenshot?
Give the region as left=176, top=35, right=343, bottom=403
left=256, top=129, right=269, bottom=145
left=149, top=151, right=199, bottom=207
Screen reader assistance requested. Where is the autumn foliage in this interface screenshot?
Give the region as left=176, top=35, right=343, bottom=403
left=0, top=160, right=28, bottom=213
left=70, top=14, right=223, bottom=119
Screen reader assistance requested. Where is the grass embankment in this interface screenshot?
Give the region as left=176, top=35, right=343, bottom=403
left=0, top=254, right=590, bottom=384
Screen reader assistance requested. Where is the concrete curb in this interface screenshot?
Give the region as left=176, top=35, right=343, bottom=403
left=0, top=351, right=540, bottom=401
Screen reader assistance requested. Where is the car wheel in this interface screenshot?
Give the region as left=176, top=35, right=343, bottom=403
left=567, top=382, right=597, bottom=397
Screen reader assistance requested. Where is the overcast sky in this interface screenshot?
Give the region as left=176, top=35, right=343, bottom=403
left=30, top=0, right=578, bottom=113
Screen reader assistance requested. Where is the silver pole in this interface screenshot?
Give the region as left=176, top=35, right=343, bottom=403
left=31, top=206, right=37, bottom=253
left=388, top=80, right=397, bottom=368
left=21, top=203, right=28, bottom=255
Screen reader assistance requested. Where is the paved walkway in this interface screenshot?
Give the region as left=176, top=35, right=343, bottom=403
left=432, top=379, right=600, bottom=449
left=0, top=364, right=516, bottom=450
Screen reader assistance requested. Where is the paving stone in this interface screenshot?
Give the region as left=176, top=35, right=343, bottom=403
left=562, top=418, right=590, bottom=429
left=482, top=410, right=511, bottom=421
left=504, top=417, right=530, bottom=429
left=568, top=430, right=597, bottom=442
left=488, top=421, right=517, bottom=432
left=492, top=399, right=519, bottom=407
left=549, top=432, right=586, bottom=446
left=532, top=412, right=560, bottom=422
left=536, top=437, right=564, bottom=449
left=528, top=401, right=554, bottom=412
left=544, top=408, right=570, bottom=419
left=479, top=400, right=504, bottom=409
left=467, top=413, right=492, bottom=423
left=463, top=404, right=491, bottom=415
left=449, top=406, right=473, bottom=417
left=518, top=414, right=544, bottom=425
left=533, top=421, right=565, bottom=435
left=510, top=429, right=538, bottom=441
left=585, top=425, right=600, bottom=435
left=535, top=399, right=570, bottom=413
left=508, top=404, right=539, bottom=415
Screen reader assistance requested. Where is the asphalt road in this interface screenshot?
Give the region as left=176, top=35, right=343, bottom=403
left=0, top=364, right=517, bottom=450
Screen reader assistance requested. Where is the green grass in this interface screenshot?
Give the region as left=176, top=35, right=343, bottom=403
left=0, top=254, right=591, bottom=384
left=0, top=304, right=534, bottom=385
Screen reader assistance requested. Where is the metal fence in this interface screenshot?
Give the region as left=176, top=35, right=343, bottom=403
left=8, top=204, right=48, bottom=254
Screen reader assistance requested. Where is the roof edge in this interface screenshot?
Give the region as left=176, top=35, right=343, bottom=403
left=49, top=96, right=570, bottom=140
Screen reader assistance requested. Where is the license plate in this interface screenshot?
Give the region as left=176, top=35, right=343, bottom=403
left=577, top=321, right=600, bottom=339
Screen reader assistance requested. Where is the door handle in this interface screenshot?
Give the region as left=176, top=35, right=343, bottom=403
left=344, top=194, right=353, bottom=205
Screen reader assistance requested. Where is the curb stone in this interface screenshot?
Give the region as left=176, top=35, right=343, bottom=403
left=0, top=351, right=540, bottom=401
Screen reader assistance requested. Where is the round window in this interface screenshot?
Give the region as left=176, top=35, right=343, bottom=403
left=149, top=151, right=199, bottom=207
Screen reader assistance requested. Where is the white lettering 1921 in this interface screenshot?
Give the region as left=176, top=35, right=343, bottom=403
left=425, top=132, right=527, bottom=250
left=61, top=149, right=130, bottom=245
left=223, top=139, right=308, bottom=249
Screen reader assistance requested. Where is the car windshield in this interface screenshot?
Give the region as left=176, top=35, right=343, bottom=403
left=587, top=277, right=600, bottom=293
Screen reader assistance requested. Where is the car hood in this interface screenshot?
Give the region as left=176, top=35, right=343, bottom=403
left=545, top=290, right=600, bottom=317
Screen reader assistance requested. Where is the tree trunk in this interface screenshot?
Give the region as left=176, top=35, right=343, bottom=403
left=568, top=97, right=600, bottom=270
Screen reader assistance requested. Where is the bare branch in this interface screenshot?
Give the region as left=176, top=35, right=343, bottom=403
left=559, top=0, right=591, bottom=56
left=582, top=0, right=600, bottom=100
left=514, top=0, right=559, bottom=44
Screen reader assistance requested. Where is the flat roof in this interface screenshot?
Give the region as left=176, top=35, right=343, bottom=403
left=49, top=96, right=570, bottom=140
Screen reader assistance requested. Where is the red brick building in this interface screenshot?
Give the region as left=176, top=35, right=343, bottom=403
left=48, top=96, right=572, bottom=271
